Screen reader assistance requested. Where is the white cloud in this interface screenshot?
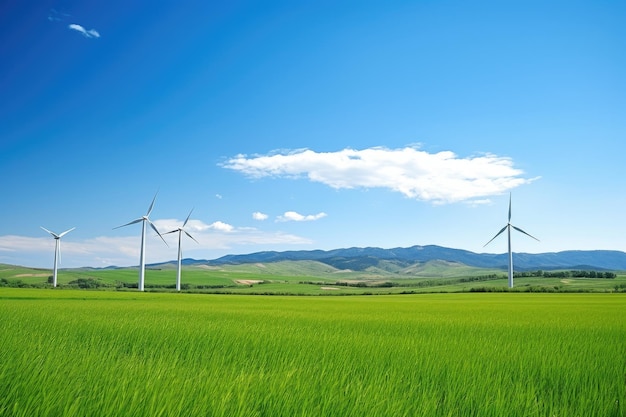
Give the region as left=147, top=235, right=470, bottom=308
left=467, top=199, right=493, bottom=207
left=153, top=218, right=185, bottom=233
left=222, top=146, right=539, bottom=204
left=0, top=235, right=47, bottom=253
left=276, top=211, right=327, bottom=222
left=153, top=218, right=234, bottom=234
left=0, top=234, right=143, bottom=268
left=68, top=24, right=100, bottom=38
left=253, top=212, right=269, bottom=221
left=48, top=9, right=70, bottom=22
left=208, top=221, right=234, bottom=232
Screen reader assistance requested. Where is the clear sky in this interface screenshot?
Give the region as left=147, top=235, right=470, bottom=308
left=1, top=0, right=624, bottom=268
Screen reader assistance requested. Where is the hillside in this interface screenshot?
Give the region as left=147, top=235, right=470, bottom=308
left=181, top=245, right=626, bottom=272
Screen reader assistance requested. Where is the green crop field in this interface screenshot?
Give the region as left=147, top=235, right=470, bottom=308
left=1, top=288, right=624, bottom=416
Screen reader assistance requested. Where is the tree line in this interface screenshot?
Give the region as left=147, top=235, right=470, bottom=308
left=514, top=270, right=617, bottom=279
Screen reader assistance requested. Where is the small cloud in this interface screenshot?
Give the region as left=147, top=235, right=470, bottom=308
left=68, top=24, right=100, bottom=38
left=466, top=199, right=492, bottom=207
left=208, top=221, right=234, bottom=232
left=48, top=9, right=70, bottom=22
left=276, top=211, right=327, bottom=222
left=215, top=194, right=223, bottom=199
left=253, top=212, right=269, bottom=221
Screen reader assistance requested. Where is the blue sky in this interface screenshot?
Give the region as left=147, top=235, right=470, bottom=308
left=1, top=0, right=624, bottom=268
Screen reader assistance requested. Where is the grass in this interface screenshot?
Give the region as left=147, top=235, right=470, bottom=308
left=1, top=289, right=625, bottom=416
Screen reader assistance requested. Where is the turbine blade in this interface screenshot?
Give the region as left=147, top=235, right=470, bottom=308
left=184, top=230, right=199, bottom=244
left=508, top=193, right=512, bottom=222
left=162, top=229, right=178, bottom=236
left=148, top=220, right=168, bottom=246
left=511, top=225, right=540, bottom=242
left=40, top=226, right=59, bottom=238
left=113, top=218, right=143, bottom=229
left=59, top=227, right=75, bottom=238
left=183, top=208, right=194, bottom=228
left=146, top=192, right=158, bottom=217
left=148, top=220, right=161, bottom=236
left=484, top=225, right=508, bottom=247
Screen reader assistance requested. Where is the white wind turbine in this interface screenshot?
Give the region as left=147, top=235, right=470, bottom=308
left=40, top=226, right=75, bottom=287
left=114, top=193, right=167, bottom=291
left=484, top=194, right=539, bottom=288
left=163, top=209, right=198, bottom=291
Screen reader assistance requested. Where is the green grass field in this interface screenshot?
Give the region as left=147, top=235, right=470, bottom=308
left=1, top=288, right=624, bottom=416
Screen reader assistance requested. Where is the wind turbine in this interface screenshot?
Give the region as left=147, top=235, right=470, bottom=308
left=484, top=194, right=539, bottom=288
left=163, top=209, right=198, bottom=291
left=40, top=226, right=75, bottom=287
left=114, top=193, right=167, bottom=291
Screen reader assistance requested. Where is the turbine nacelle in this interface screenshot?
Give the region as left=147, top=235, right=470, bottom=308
left=484, top=195, right=539, bottom=247
left=114, top=195, right=168, bottom=246
left=41, top=226, right=75, bottom=240
left=163, top=208, right=199, bottom=243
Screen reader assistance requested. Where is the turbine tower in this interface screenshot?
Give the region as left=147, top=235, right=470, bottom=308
left=114, top=193, right=167, bottom=291
left=41, top=227, right=75, bottom=287
left=163, top=209, right=198, bottom=291
left=484, top=194, right=539, bottom=288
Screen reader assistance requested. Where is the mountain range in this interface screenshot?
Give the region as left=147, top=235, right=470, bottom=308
left=172, top=245, right=626, bottom=272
